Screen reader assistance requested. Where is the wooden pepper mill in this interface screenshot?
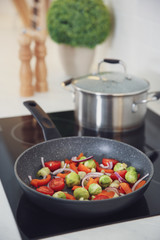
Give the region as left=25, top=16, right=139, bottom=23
left=14, top=0, right=50, bottom=97
left=34, top=33, right=48, bottom=92
left=18, top=32, right=34, bottom=97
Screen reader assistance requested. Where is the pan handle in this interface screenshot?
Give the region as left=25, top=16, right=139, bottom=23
left=23, top=101, right=62, bottom=141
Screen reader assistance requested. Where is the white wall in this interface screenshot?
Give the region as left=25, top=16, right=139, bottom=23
left=0, top=0, right=160, bottom=115
left=101, top=0, right=160, bottom=92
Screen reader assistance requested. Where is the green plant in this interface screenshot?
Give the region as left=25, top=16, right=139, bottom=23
left=47, top=0, right=111, bottom=48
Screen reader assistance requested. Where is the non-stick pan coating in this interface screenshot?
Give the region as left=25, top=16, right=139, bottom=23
left=15, top=136, right=153, bottom=218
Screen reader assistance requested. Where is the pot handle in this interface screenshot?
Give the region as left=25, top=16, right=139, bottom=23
left=132, top=91, right=160, bottom=112
left=98, top=58, right=129, bottom=78
left=23, top=101, right=62, bottom=141
left=61, top=78, right=74, bottom=92
left=62, top=78, right=73, bottom=87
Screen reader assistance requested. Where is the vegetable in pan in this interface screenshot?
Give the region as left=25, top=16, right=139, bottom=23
left=28, top=153, right=149, bottom=201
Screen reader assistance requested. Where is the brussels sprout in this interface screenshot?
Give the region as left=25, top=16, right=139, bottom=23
left=65, top=172, right=80, bottom=188
left=52, top=191, right=66, bottom=199
left=110, top=180, right=120, bottom=188
left=61, top=161, right=65, bottom=168
left=73, top=187, right=89, bottom=200
left=99, top=175, right=112, bottom=188
left=78, top=171, right=86, bottom=180
left=91, top=168, right=96, bottom=173
left=113, top=193, right=119, bottom=198
left=113, top=163, right=127, bottom=172
left=88, top=183, right=102, bottom=195
left=126, top=166, right=136, bottom=172
left=125, top=170, right=138, bottom=184
left=84, top=159, right=96, bottom=169
left=37, top=167, right=50, bottom=177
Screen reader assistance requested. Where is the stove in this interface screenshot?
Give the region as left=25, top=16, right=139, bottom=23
left=0, top=109, right=160, bottom=240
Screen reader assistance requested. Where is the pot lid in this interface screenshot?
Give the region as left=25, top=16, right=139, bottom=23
left=72, top=59, right=150, bottom=95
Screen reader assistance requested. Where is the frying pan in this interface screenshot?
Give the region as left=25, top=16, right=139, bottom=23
left=14, top=101, right=154, bottom=218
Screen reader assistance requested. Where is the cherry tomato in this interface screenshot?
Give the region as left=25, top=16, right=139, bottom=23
left=44, top=161, right=61, bottom=171
left=93, top=195, right=109, bottom=200
left=36, top=186, right=54, bottom=196
left=102, top=158, right=118, bottom=167
left=49, top=177, right=65, bottom=191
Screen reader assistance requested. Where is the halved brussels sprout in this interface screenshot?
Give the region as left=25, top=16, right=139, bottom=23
left=65, top=172, right=80, bottom=188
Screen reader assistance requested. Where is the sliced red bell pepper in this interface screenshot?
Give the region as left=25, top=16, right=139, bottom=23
left=119, top=182, right=132, bottom=194
left=95, top=161, right=114, bottom=173
left=102, top=158, right=118, bottom=167
left=72, top=185, right=82, bottom=191
left=77, top=163, right=91, bottom=173
left=134, top=180, right=146, bottom=190
left=56, top=172, right=69, bottom=178
left=85, top=177, right=99, bottom=190
left=118, top=185, right=125, bottom=194
left=64, top=192, right=76, bottom=200
left=96, top=190, right=115, bottom=198
left=93, top=195, right=109, bottom=200
left=110, top=170, right=127, bottom=180
left=30, top=174, right=51, bottom=188
left=65, top=159, right=71, bottom=164
left=70, top=162, right=78, bottom=173
left=77, top=152, right=84, bottom=159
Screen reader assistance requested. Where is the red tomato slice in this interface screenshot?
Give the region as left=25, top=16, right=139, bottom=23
left=49, top=177, right=65, bottom=191
left=44, top=161, right=61, bottom=171
left=93, top=195, right=109, bottom=200
left=102, top=158, right=118, bottom=167
left=36, top=186, right=54, bottom=196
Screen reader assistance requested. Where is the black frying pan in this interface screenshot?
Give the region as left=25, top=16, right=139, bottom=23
left=14, top=101, right=154, bottom=218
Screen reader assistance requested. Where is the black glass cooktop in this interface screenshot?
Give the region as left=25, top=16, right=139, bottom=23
left=0, top=109, right=160, bottom=240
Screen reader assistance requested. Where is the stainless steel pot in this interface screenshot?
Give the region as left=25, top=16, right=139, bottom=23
left=62, top=59, right=160, bottom=132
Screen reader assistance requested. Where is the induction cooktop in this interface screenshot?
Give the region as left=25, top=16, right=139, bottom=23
left=0, top=109, right=160, bottom=240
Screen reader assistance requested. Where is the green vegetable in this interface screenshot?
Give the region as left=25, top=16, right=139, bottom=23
left=126, top=166, right=136, bottom=172
left=47, top=0, right=112, bottom=48
left=37, top=167, right=50, bottom=177
left=99, top=175, right=112, bottom=188
left=65, top=172, right=80, bottom=188
left=110, top=180, right=120, bottom=188
left=125, top=170, right=138, bottom=184
left=114, top=163, right=127, bottom=172
left=88, top=183, right=102, bottom=195
left=78, top=171, right=86, bottom=180
left=84, top=159, right=96, bottom=169
left=73, top=187, right=89, bottom=200
left=52, top=191, right=66, bottom=199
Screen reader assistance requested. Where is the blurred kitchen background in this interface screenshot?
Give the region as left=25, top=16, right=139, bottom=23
left=0, top=0, right=160, bottom=117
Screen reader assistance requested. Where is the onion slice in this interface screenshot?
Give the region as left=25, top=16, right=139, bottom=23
left=132, top=173, right=149, bottom=191
left=41, top=157, right=45, bottom=167
left=50, top=164, right=76, bottom=175
left=114, top=172, right=127, bottom=183
left=100, top=162, right=113, bottom=169
left=28, top=175, right=32, bottom=181
left=105, top=187, right=120, bottom=196
left=71, top=155, right=93, bottom=163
